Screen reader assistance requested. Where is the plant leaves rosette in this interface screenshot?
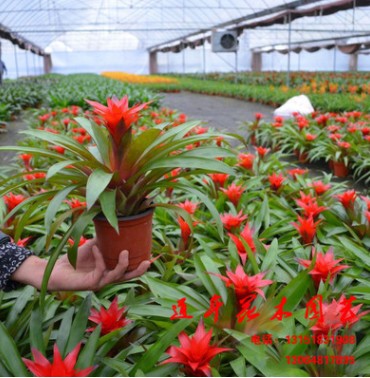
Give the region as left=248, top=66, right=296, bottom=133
left=0, top=95, right=235, bottom=276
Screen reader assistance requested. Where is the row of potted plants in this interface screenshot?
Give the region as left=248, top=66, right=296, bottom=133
left=125, top=75, right=370, bottom=113
left=181, top=71, right=370, bottom=95
left=244, top=111, right=370, bottom=184
left=0, top=85, right=369, bottom=376
left=0, top=73, right=157, bottom=122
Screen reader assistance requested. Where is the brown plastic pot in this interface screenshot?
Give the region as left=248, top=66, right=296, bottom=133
left=332, top=161, right=349, bottom=178
left=93, top=208, right=154, bottom=271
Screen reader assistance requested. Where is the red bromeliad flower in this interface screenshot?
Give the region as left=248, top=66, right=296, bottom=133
left=15, top=236, right=32, bottom=247
left=329, top=133, right=343, bottom=141
left=288, top=168, right=308, bottom=180
left=310, top=295, right=368, bottom=337
left=178, top=217, right=192, bottom=248
left=22, top=342, right=95, bottom=377
left=177, top=200, right=198, bottom=215
left=216, top=265, right=273, bottom=302
left=292, top=216, right=321, bottom=244
left=335, top=190, right=357, bottom=210
left=68, top=236, right=89, bottom=248
left=3, top=192, right=26, bottom=212
left=255, top=146, right=270, bottom=158
left=255, top=112, right=263, bottom=121
left=86, top=96, right=148, bottom=145
left=65, top=198, right=87, bottom=209
left=228, top=223, right=256, bottom=264
left=268, top=173, right=285, bottom=191
left=327, top=125, right=341, bottom=133
left=50, top=145, right=66, bottom=154
left=221, top=211, right=247, bottom=231
left=87, top=297, right=131, bottom=335
left=309, top=180, right=331, bottom=195
left=337, top=141, right=351, bottom=149
left=161, top=321, right=231, bottom=377
left=305, top=133, right=317, bottom=141
left=298, top=248, right=349, bottom=287
left=19, top=153, right=32, bottom=169
left=365, top=210, right=370, bottom=223
left=237, top=153, right=254, bottom=170
left=295, top=194, right=327, bottom=219
left=220, top=182, right=244, bottom=206
left=209, top=173, right=229, bottom=188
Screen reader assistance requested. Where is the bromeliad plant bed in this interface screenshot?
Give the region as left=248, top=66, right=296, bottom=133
left=246, top=111, right=370, bottom=183
left=0, top=99, right=370, bottom=377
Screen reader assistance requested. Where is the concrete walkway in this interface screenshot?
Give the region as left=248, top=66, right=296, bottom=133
left=160, top=91, right=274, bottom=135
left=0, top=120, right=27, bottom=165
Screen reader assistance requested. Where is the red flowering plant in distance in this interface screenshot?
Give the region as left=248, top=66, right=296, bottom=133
left=0, top=95, right=235, bottom=276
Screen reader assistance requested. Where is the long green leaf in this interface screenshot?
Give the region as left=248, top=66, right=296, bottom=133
left=0, top=322, right=29, bottom=377
left=132, top=318, right=193, bottom=374
left=86, top=169, right=113, bottom=210
left=99, top=190, right=118, bottom=233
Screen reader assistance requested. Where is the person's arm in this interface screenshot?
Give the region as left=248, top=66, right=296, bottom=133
left=2, top=236, right=150, bottom=292
left=0, top=232, right=34, bottom=291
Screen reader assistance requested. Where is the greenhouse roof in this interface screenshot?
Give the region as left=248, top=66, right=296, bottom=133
left=0, top=0, right=369, bottom=53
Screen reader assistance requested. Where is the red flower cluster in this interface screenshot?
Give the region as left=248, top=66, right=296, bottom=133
left=87, top=296, right=131, bottom=335
left=22, top=343, right=95, bottom=377
left=161, top=321, right=230, bottom=376
left=86, top=96, right=147, bottom=144
left=298, top=248, right=349, bottom=287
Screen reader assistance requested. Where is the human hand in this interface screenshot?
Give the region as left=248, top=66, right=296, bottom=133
left=47, top=238, right=151, bottom=291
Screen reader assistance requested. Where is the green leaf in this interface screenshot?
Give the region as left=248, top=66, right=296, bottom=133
left=30, top=306, right=45, bottom=354
left=76, top=325, right=101, bottom=369
left=142, top=156, right=235, bottom=176
left=0, top=322, right=29, bottom=377
left=46, top=160, right=77, bottom=180
left=56, top=307, right=74, bottom=355
left=193, top=253, right=228, bottom=305
left=45, top=185, right=79, bottom=232
left=99, top=190, right=118, bottom=233
left=86, top=168, right=113, bottom=210
left=76, top=117, right=110, bottom=166
left=65, top=295, right=92, bottom=355
left=132, top=318, right=193, bottom=374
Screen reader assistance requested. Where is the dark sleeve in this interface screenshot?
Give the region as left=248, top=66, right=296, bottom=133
left=0, top=241, right=34, bottom=292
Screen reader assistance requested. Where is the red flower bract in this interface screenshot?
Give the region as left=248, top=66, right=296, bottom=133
left=292, top=216, right=321, bottom=244
left=86, top=96, right=147, bottom=145
left=22, top=343, right=95, bottom=377
left=220, top=182, right=244, bottom=206
left=161, top=321, right=231, bottom=377
left=298, top=248, right=349, bottom=287
left=87, top=296, right=131, bottom=335
left=216, top=265, right=273, bottom=302
left=335, top=190, right=357, bottom=209
left=221, top=211, right=247, bottom=231
left=3, top=192, right=26, bottom=212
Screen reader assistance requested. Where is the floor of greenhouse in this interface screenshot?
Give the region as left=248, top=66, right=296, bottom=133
left=161, top=91, right=275, bottom=134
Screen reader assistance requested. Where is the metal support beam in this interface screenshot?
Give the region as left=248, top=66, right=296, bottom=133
left=148, top=0, right=324, bottom=51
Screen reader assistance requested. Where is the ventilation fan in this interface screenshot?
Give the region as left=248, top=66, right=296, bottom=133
left=211, top=31, right=239, bottom=53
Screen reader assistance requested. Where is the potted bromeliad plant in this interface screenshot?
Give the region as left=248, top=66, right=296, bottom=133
left=0, top=96, right=235, bottom=274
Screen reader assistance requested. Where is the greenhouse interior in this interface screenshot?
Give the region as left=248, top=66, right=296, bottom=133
left=0, top=0, right=370, bottom=377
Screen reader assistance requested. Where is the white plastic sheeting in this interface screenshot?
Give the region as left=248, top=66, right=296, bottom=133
left=0, top=0, right=369, bottom=76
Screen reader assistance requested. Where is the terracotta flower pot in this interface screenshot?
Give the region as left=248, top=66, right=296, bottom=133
left=93, top=208, right=154, bottom=271
left=332, top=161, right=349, bottom=178
left=298, top=152, right=309, bottom=163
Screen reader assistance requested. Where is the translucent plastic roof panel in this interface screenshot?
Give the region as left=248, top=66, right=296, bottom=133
left=0, top=0, right=315, bottom=52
